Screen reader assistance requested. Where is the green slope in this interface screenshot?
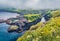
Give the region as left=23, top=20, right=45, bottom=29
left=24, top=14, right=41, bottom=22
left=17, top=10, right=60, bottom=41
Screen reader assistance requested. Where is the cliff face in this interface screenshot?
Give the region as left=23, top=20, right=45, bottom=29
left=5, top=13, right=52, bottom=33
left=7, top=17, right=41, bottom=32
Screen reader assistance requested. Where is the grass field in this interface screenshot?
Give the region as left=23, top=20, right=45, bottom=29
left=24, top=14, right=41, bottom=22
left=17, top=10, right=60, bottom=41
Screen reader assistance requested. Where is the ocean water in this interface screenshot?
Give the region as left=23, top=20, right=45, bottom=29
left=0, top=12, right=19, bottom=20
left=0, top=12, right=24, bottom=41
left=0, top=23, right=25, bottom=41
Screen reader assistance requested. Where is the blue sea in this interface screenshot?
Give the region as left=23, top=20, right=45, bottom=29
left=0, top=12, right=25, bottom=41
left=0, top=23, right=25, bottom=41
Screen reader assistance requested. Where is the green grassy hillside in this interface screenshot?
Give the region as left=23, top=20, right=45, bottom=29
left=17, top=10, right=60, bottom=41
left=24, top=14, right=41, bottom=22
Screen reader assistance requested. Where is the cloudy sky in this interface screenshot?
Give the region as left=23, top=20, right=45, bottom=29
left=0, top=0, right=60, bottom=9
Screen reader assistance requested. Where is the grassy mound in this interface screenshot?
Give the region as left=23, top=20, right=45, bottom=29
left=24, top=14, right=41, bottom=22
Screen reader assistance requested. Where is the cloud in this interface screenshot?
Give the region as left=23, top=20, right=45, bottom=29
left=25, top=0, right=39, bottom=8
left=0, top=0, right=60, bottom=9
left=0, top=0, right=22, bottom=8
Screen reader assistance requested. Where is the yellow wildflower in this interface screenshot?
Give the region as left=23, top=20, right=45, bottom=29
left=56, top=35, right=60, bottom=38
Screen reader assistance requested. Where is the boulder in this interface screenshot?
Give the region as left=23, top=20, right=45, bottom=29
left=8, top=25, right=18, bottom=32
